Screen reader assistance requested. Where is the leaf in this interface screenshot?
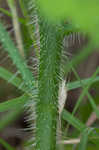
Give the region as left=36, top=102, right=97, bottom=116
left=78, top=128, right=94, bottom=150
left=0, top=94, right=29, bottom=112
left=71, top=67, right=99, bottom=115
left=62, top=109, right=86, bottom=132
left=67, top=76, right=99, bottom=91
left=0, top=7, right=25, bottom=24
left=38, top=0, right=99, bottom=44
left=87, top=93, right=99, bottom=118
left=0, top=138, right=15, bottom=150
left=0, top=67, right=25, bottom=91
left=0, top=23, right=36, bottom=92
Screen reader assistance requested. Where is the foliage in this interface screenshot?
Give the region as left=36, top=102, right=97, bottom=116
left=0, top=0, right=99, bottom=150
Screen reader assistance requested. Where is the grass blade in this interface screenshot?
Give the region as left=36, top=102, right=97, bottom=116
left=0, top=94, right=28, bottom=112
left=0, top=7, right=25, bottom=24
left=72, top=67, right=99, bottom=115
left=67, top=76, right=99, bottom=91
left=62, top=110, right=86, bottom=132
left=0, top=23, right=35, bottom=92
left=0, top=138, right=15, bottom=150
left=0, top=67, right=24, bottom=91
left=78, top=128, right=93, bottom=150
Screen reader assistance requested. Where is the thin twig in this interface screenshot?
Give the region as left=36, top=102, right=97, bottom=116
left=86, top=106, right=99, bottom=127
left=7, top=0, right=24, bottom=57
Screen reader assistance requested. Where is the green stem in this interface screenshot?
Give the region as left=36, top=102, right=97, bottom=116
left=36, top=18, right=63, bottom=150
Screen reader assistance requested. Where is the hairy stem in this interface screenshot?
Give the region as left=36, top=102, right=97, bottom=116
left=36, top=18, right=63, bottom=150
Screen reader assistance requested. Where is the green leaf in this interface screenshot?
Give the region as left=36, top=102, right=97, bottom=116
left=38, top=0, right=99, bottom=44
left=0, top=67, right=25, bottom=91
left=1, top=66, right=99, bottom=94
left=0, top=138, right=15, bottom=150
left=0, top=94, right=29, bottom=112
left=0, top=7, right=25, bottom=24
left=62, top=109, right=86, bottom=132
left=78, top=128, right=94, bottom=150
left=71, top=67, right=99, bottom=115
left=67, top=76, right=99, bottom=91
left=87, top=93, right=99, bottom=118
left=0, top=23, right=36, bottom=92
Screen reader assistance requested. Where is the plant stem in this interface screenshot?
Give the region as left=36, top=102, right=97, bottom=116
left=36, top=19, right=63, bottom=150
left=7, top=0, right=24, bottom=57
